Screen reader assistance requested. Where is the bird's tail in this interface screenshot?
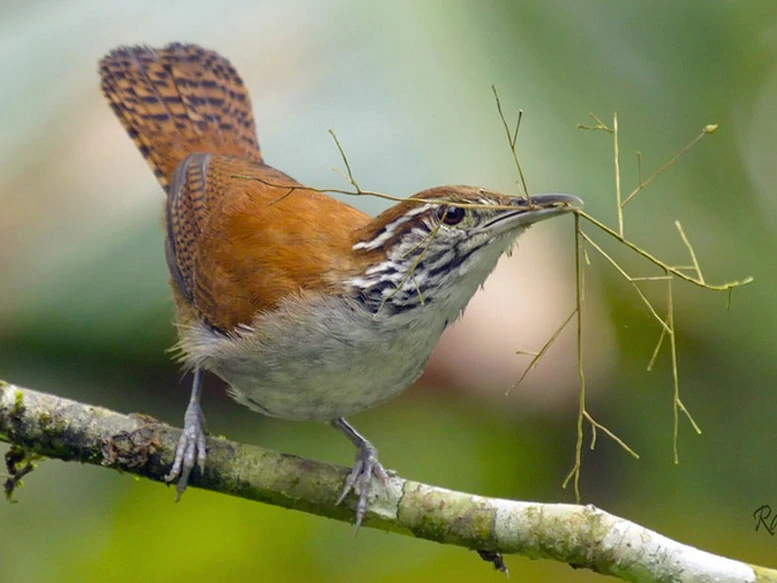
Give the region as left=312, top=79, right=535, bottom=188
left=99, top=43, right=263, bottom=189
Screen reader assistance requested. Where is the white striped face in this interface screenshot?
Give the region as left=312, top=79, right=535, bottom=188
left=347, top=189, right=580, bottom=317
left=347, top=194, right=520, bottom=315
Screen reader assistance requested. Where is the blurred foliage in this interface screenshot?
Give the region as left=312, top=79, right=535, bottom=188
left=1, top=0, right=777, bottom=581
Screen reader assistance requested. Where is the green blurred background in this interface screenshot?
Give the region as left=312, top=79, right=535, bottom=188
left=1, top=1, right=776, bottom=581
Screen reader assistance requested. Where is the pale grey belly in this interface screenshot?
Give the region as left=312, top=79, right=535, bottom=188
left=182, top=297, right=448, bottom=421
left=212, top=341, right=431, bottom=420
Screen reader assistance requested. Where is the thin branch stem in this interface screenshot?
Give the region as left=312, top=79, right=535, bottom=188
left=675, top=220, right=705, bottom=285
left=232, top=174, right=539, bottom=212
left=509, top=309, right=577, bottom=393
left=328, top=128, right=362, bottom=192
left=579, top=231, right=670, bottom=333
left=583, top=411, right=640, bottom=459
left=563, top=213, right=585, bottom=501
left=492, top=85, right=530, bottom=199
left=647, top=327, right=667, bottom=372
left=576, top=210, right=753, bottom=292
left=621, top=125, right=718, bottom=208
left=613, top=113, right=623, bottom=237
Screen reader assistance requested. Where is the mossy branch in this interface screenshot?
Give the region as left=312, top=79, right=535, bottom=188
left=1, top=381, right=775, bottom=582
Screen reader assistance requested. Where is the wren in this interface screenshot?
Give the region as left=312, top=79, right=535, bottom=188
left=99, top=43, right=581, bottom=527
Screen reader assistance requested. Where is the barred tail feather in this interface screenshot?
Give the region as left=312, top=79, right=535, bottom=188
left=99, top=42, right=262, bottom=188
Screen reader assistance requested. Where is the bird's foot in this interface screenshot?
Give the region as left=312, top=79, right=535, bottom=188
left=330, top=417, right=389, bottom=528
left=336, top=438, right=388, bottom=529
left=165, top=379, right=207, bottom=500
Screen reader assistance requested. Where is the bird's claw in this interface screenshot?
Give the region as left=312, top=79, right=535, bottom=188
left=165, top=398, right=207, bottom=500
left=336, top=441, right=388, bottom=529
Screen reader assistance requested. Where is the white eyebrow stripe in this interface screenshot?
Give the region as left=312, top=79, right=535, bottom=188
left=352, top=205, right=432, bottom=250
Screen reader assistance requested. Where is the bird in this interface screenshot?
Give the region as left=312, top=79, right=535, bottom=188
left=99, top=42, right=581, bottom=527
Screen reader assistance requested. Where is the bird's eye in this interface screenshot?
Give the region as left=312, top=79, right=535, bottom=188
left=436, top=205, right=466, bottom=226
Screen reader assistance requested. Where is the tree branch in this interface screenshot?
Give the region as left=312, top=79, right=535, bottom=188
left=0, top=381, right=774, bottom=582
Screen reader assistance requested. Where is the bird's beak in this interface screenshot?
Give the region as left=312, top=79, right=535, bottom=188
left=481, top=193, right=582, bottom=237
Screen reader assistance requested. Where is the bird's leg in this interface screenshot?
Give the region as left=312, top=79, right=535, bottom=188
left=331, top=418, right=389, bottom=528
left=165, top=367, right=207, bottom=499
